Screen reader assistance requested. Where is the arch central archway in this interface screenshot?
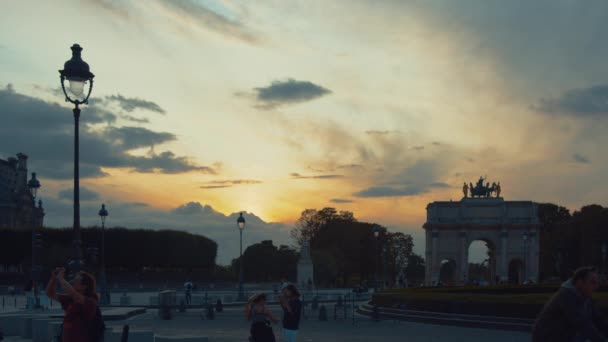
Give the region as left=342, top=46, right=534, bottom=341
left=467, top=240, right=495, bottom=285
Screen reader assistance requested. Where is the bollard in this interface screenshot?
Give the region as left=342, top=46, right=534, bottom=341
left=372, top=305, right=380, bottom=322
left=120, top=324, right=129, bottom=342
left=14, top=297, right=17, bottom=308
left=215, top=299, right=223, bottom=313
left=319, top=305, right=328, bottom=321
left=206, top=304, right=215, bottom=320
left=311, top=296, right=319, bottom=311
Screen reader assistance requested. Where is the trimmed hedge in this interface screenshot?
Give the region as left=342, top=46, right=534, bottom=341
left=373, top=286, right=608, bottom=318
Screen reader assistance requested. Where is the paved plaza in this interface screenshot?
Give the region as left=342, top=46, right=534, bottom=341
left=105, top=305, right=530, bottom=342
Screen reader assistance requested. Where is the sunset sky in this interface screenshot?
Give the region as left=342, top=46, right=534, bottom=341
left=2, top=0, right=607, bottom=263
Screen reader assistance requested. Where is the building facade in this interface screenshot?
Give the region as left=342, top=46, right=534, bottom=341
left=424, top=189, right=539, bottom=286
left=0, top=153, right=44, bottom=228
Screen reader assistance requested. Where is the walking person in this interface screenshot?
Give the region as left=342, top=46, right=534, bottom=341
left=280, top=284, right=302, bottom=342
left=532, top=266, right=608, bottom=342
left=246, top=293, right=279, bottom=342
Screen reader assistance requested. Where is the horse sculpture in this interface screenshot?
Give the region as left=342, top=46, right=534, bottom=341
left=468, top=178, right=497, bottom=198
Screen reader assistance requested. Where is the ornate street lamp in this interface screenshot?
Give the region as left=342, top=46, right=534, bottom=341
left=27, top=172, right=41, bottom=309
left=237, top=213, right=246, bottom=301
left=59, top=44, right=95, bottom=273
left=98, top=204, right=109, bottom=305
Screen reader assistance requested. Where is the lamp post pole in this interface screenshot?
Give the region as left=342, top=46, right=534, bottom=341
left=99, top=204, right=109, bottom=305
left=522, top=231, right=529, bottom=284
left=601, top=243, right=607, bottom=279
left=28, top=173, right=40, bottom=309
left=373, top=225, right=380, bottom=292
left=237, top=213, right=246, bottom=301
left=59, top=44, right=94, bottom=274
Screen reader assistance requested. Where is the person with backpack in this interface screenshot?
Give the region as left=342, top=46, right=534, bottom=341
left=46, top=267, right=105, bottom=342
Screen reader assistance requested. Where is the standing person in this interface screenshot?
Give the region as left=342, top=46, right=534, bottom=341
left=532, top=267, right=608, bottom=342
left=46, top=267, right=105, bottom=342
left=280, top=284, right=302, bottom=342
left=184, top=280, right=193, bottom=305
left=246, top=293, right=279, bottom=342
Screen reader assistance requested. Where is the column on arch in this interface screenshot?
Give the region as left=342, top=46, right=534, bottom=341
left=528, top=229, right=539, bottom=283
left=499, top=229, right=509, bottom=283
left=430, top=229, right=440, bottom=285
left=459, top=230, right=468, bottom=285
left=424, top=228, right=432, bottom=285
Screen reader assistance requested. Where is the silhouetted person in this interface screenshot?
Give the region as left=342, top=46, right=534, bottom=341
left=46, top=268, right=105, bottom=342
left=533, top=267, right=608, bottom=342
left=280, top=284, right=302, bottom=342
left=246, top=293, right=279, bottom=342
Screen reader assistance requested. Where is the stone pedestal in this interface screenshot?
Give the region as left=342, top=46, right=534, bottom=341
left=297, top=240, right=314, bottom=289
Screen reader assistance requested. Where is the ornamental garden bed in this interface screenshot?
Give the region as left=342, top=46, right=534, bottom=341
left=372, top=286, right=608, bottom=319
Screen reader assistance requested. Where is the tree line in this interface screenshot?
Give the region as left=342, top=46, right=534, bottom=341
left=538, top=203, right=608, bottom=281
left=0, top=227, right=217, bottom=279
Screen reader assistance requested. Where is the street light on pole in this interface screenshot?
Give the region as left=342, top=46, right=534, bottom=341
left=373, top=225, right=380, bottom=292
left=27, top=172, right=41, bottom=309
left=59, top=44, right=95, bottom=274
left=237, top=213, right=246, bottom=301
left=98, top=204, right=109, bottom=305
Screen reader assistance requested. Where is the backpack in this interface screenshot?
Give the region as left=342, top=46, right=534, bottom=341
left=85, top=305, right=106, bottom=342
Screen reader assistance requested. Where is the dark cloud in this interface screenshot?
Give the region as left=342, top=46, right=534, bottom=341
left=104, top=94, right=165, bottom=114
left=201, top=185, right=231, bottom=189
left=205, top=179, right=263, bottom=185
left=330, top=198, right=354, bottom=203
left=354, top=160, right=452, bottom=198
left=172, top=202, right=218, bottom=215
left=200, top=179, right=262, bottom=189
left=365, top=130, right=399, bottom=136
left=290, top=172, right=344, bottom=179
left=415, top=1, right=608, bottom=92
left=158, top=0, right=259, bottom=44
left=58, top=186, right=99, bottom=201
left=353, top=185, right=425, bottom=198
left=104, top=126, right=175, bottom=150
left=0, top=85, right=214, bottom=179
left=120, top=115, right=150, bottom=124
left=336, top=164, right=364, bottom=170
left=538, top=85, right=608, bottom=117
left=254, top=79, right=331, bottom=108
left=573, top=153, right=591, bottom=164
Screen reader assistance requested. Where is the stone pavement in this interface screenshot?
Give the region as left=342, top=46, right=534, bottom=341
left=106, top=305, right=531, bottom=341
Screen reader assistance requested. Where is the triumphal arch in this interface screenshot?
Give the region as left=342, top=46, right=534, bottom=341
left=424, top=177, right=539, bottom=285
